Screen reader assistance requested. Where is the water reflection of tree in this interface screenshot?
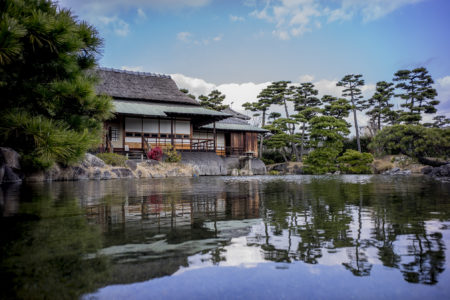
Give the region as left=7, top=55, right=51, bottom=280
left=259, top=177, right=448, bottom=284
left=0, top=186, right=110, bottom=299
left=342, top=185, right=372, bottom=276
left=370, top=179, right=448, bottom=285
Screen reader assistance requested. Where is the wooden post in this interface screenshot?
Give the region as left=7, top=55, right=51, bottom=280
left=171, top=118, right=174, bottom=147
left=213, top=121, right=216, bottom=152
left=141, top=118, right=144, bottom=151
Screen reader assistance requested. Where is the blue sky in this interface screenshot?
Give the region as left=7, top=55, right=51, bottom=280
left=60, top=0, right=450, bottom=122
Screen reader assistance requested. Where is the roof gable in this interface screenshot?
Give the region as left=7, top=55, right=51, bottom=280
left=96, top=68, right=199, bottom=105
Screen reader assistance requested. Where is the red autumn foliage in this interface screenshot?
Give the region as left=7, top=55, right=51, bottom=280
left=147, top=147, right=163, bottom=161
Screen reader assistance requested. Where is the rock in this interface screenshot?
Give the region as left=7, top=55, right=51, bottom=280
left=145, top=160, right=160, bottom=166
left=421, top=166, right=434, bottom=175
left=90, top=168, right=102, bottom=180
left=44, top=164, right=61, bottom=181
left=439, top=164, right=450, bottom=176
left=334, top=171, right=341, bottom=175
left=231, top=169, right=239, bottom=176
left=3, top=166, right=22, bottom=183
left=111, top=168, right=134, bottom=178
left=390, top=167, right=400, bottom=173
left=250, top=158, right=267, bottom=175
left=72, top=166, right=89, bottom=180
left=82, top=153, right=105, bottom=168
left=125, top=160, right=137, bottom=171
left=0, top=147, right=21, bottom=171
left=239, top=169, right=253, bottom=176
left=0, top=165, right=4, bottom=183
left=102, top=171, right=111, bottom=180
left=151, top=172, right=165, bottom=178
left=24, top=171, right=45, bottom=182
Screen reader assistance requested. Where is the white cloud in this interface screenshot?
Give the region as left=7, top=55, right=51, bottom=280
left=114, top=19, right=130, bottom=36
left=250, top=0, right=426, bottom=40
left=177, top=32, right=222, bottom=45
left=98, top=16, right=129, bottom=36
left=230, top=15, right=245, bottom=22
left=170, top=73, right=216, bottom=97
left=177, top=31, right=192, bottom=42
left=121, top=66, right=144, bottom=72
left=272, top=30, right=290, bottom=40
left=436, top=76, right=450, bottom=116
left=137, top=8, right=146, bottom=18
left=298, top=74, right=315, bottom=82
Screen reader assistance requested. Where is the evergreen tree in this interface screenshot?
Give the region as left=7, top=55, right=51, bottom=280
left=304, top=116, right=350, bottom=174
left=366, top=81, right=395, bottom=131
left=337, top=74, right=367, bottom=152
left=199, top=89, right=228, bottom=111
left=321, top=95, right=352, bottom=121
left=423, top=115, right=450, bottom=128
left=268, top=112, right=281, bottom=124
left=243, top=88, right=273, bottom=158
left=0, top=0, right=113, bottom=169
left=265, top=81, right=300, bottom=159
left=291, top=82, right=321, bottom=161
left=393, top=67, right=439, bottom=124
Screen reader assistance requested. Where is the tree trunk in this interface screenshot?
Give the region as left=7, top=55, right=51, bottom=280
left=300, top=122, right=306, bottom=161
left=281, top=149, right=288, bottom=163
left=353, top=107, right=361, bottom=152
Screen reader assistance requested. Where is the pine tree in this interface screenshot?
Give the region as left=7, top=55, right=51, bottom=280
left=366, top=81, right=395, bottom=132
left=321, top=95, right=352, bottom=121
left=243, top=88, right=273, bottom=158
left=291, top=82, right=321, bottom=161
left=337, top=74, right=367, bottom=152
left=393, top=67, right=439, bottom=124
left=304, top=115, right=350, bottom=174
left=199, top=89, right=229, bottom=111
left=0, top=0, right=113, bottom=169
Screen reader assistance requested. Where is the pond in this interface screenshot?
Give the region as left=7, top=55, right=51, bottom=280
left=1, top=175, right=450, bottom=299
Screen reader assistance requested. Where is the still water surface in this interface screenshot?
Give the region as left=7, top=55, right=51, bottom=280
left=1, top=175, right=450, bottom=299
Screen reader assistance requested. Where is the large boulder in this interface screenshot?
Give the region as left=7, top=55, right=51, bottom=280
left=82, top=153, right=105, bottom=168
left=72, top=166, right=89, bottom=180
left=111, top=168, right=134, bottom=178
left=0, top=147, right=21, bottom=171
left=3, top=166, right=22, bottom=183
left=125, top=160, right=137, bottom=171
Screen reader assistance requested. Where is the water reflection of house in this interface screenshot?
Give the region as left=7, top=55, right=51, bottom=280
left=97, top=68, right=267, bottom=157
left=85, top=181, right=261, bottom=232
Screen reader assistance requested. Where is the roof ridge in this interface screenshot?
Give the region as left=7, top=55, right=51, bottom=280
left=98, top=67, right=171, bottom=79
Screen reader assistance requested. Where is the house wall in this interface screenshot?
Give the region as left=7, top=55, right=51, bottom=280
left=123, top=117, right=191, bottom=150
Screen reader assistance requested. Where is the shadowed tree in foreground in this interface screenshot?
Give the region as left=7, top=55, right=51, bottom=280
left=0, top=0, right=113, bottom=169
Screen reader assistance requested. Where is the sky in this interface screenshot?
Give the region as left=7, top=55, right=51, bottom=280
left=59, top=0, right=450, bottom=127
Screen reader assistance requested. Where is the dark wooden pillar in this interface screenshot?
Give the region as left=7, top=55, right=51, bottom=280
left=171, top=118, right=174, bottom=147
left=213, top=121, right=216, bottom=152
left=141, top=118, right=144, bottom=150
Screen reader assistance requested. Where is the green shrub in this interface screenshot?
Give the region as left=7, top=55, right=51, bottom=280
left=337, top=150, right=373, bottom=174
left=303, top=148, right=340, bottom=174
left=164, top=145, right=181, bottom=163
left=262, top=151, right=285, bottom=164
left=96, top=153, right=127, bottom=167
left=369, top=125, right=449, bottom=159
left=268, top=170, right=280, bottom=175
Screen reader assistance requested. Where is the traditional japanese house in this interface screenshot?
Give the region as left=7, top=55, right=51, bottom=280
left=97, top=68, right=267, bottom=157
